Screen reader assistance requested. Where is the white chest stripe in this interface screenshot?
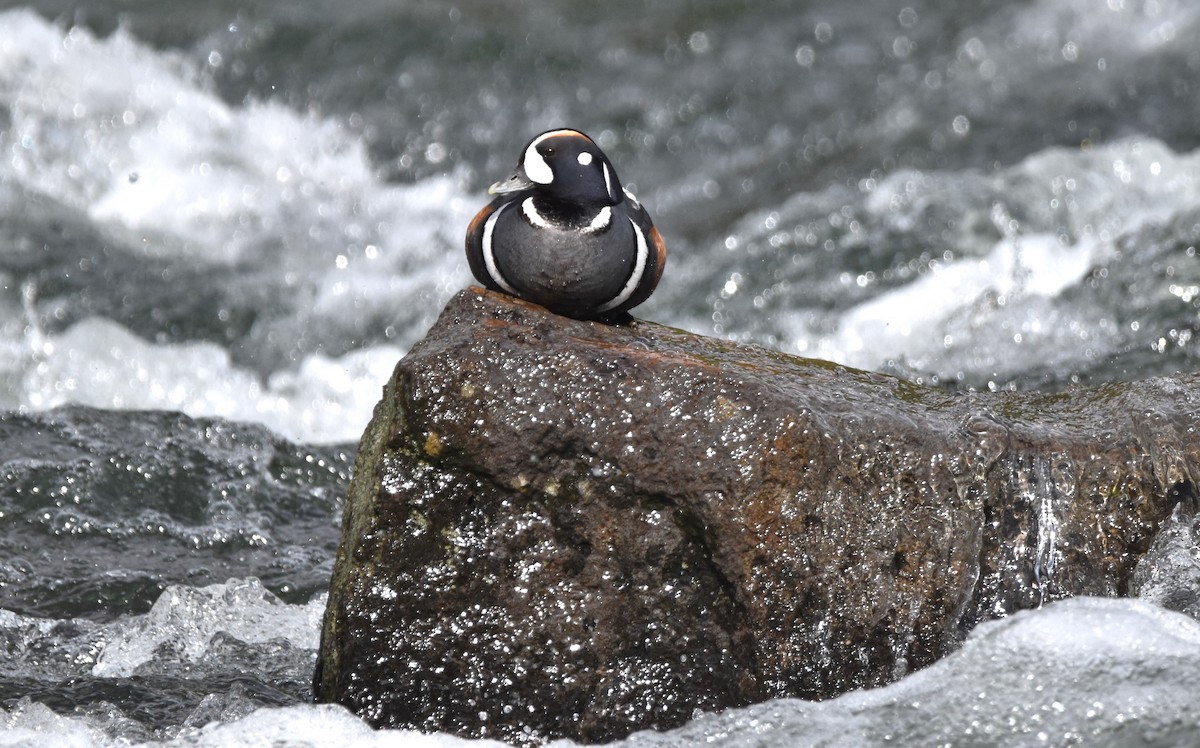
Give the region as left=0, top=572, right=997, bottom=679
left=481, top=203, right=518, bottom=294
left=597, top=218, right=649, bottom=313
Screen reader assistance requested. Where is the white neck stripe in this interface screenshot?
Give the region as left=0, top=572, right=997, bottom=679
left=521, top=197, right=550, bottom=228
left=582, top=206, right=611, bottom=233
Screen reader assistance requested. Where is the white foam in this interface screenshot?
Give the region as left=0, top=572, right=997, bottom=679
left=0, top=317, right=400, bottom=444
left=0, top=700, right=105, bottom=748
left=154, top=705, right=508, bottom=748
left=774, top=137, right=1200, bottom=382
left=13, top=596, right=1197, bottom=747
left=0, top=701, right=504, bottom=748
left=0, top=10, right=477, bottom=443
left=611, top=597, right=1200, bottom=747
left=1005, top=0, right=1200, bottom=58
left=92, top=578, right=324, bottom=678
left=1, top=9, right=471, bottom=264
left=816, top=232, right=1098, bottom=366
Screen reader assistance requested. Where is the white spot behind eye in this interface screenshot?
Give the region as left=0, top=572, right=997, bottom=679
left=577, top=152, right=593, bottom=166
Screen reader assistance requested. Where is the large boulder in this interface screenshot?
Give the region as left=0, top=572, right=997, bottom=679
left=314, top=288, right=1199, bottom=744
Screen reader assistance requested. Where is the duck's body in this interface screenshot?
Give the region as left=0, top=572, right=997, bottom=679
left=465, top=129, right=666, bottom=319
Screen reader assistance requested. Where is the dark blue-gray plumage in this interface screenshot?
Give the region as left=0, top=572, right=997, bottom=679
left=466, top=129, right=666, bottom=319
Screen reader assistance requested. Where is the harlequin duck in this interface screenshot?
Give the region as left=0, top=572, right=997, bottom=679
left=465, top=128, right=666, bottom=320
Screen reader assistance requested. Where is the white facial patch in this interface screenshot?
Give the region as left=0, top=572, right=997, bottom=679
left=523, top=142, right=553, bottom=184
left=603, top=163, right=616, bottom=201
left=577, top=152, right=593, bottom=166
left=521, top=129, right=581, bottom=185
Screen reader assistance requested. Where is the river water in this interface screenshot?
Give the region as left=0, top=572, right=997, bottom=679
left=1, top=1, right=1199, bottom=745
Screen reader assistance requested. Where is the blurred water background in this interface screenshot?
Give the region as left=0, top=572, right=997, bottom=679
left=2, top=1, right=1199, bottom=745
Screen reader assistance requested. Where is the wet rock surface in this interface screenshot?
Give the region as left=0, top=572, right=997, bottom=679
left=314, top=288, right=1200, bottom=745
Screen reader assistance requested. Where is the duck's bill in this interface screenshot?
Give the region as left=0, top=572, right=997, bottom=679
left=488, top=169, right=536, bottom=195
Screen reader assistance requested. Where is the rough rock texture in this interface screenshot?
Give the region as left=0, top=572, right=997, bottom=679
left=315, top=288, right=1200, bottom=745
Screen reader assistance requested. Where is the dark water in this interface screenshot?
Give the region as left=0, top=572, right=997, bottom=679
left=0, top=408, right=348, bottom=620
left=1, top=0, right=1199, bottom=745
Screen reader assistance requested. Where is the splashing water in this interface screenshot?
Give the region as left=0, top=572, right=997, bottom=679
left=1, top=1, right=1200, bottom=745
